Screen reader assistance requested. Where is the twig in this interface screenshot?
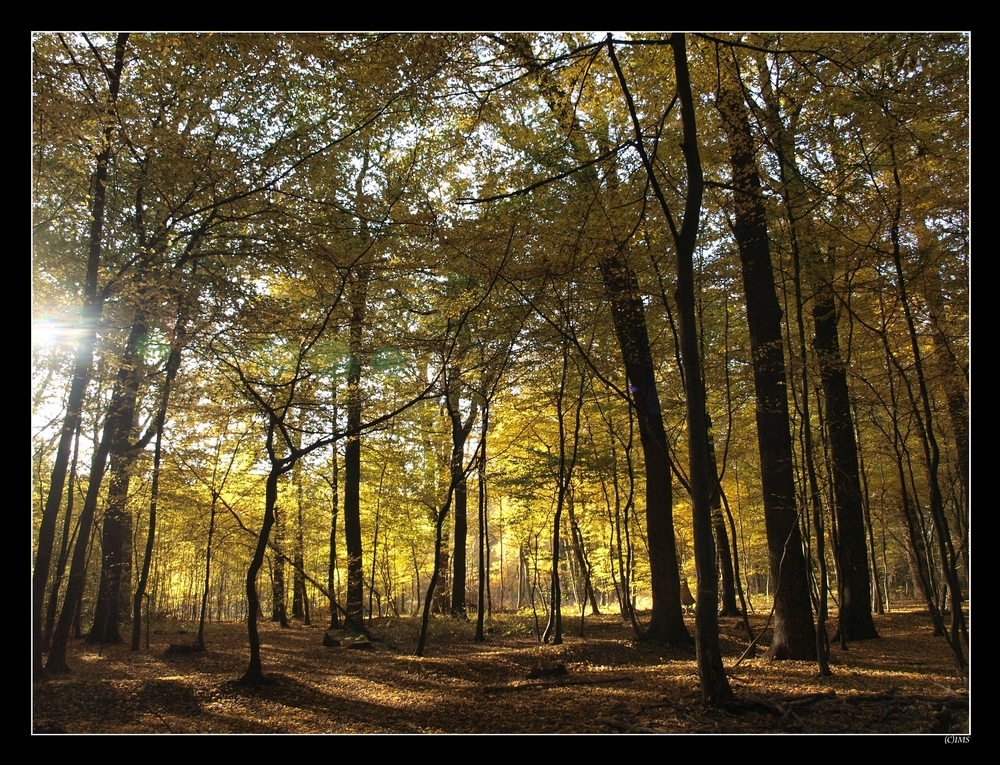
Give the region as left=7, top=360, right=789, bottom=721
left=483, top=675, right=633, bottom=693
left=597, top=717, right=658, bottom=733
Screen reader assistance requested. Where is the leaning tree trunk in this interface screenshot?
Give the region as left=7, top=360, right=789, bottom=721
left=43, top=423, right=82, bottom=652
left=598, top=253, right=691, bottom=648
left=132, top=311, right=186, bottom=651
left=609, top=33, right=731, bottom=704
left=500, top=33, right=690, bottom=649
left=240, top=465, right=286, bottom=686
left=33, top=33, right=129, bottom=677
left=46, top=348, right=138, bottom=672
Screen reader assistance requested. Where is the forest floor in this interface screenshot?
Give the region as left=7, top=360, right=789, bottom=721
left=33, top=604, right=969, bottom=735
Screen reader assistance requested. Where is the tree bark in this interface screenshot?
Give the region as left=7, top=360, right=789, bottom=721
left=715, top=55, right=816, bottom=660
left=270, top=505, right=288, bottom=627
left=813, top=284, right=879, bottom=641
left=475, top=404, right=490, bottom=641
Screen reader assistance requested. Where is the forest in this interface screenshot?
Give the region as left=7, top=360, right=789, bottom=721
left=32, top=33, right=968, bottom=734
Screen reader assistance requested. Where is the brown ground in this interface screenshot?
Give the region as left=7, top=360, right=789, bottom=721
left=33, top=606, right=969, bottom=734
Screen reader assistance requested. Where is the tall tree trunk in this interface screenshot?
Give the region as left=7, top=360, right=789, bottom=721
left=707, top=428, right=739, bottom=617
left=447, top=373, right=477, bottom=618
left=756, top=55, right=877, bottom=648
left=715, top=53, right=816, bottom=660
left=195, top=493, right=217, bottom=652
left=813, top=282, right=879, bottom=641
left=597, top=254, right=690, bottom=647
left=416, top=452, right=464, bottom=657
left=33, top=33, right=129, bottom=677
left=499, top=33, right=690, bottom=648
left=344, top=268, right=370, bottom=625
left=782, top=191, right=832, bottom=673
left=543, top=340, right=583, bottom=645
left=610, top=33, right=730, bottom=702
left=568, top=493, right=600, bottom=616
left=475, top=404, right=490, bottom=641
left=292, top=405, right=308, bottom=622
left=328, top=390, right=341, bottom=629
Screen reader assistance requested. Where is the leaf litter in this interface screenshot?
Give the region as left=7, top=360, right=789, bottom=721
left=33, top=606, right=968, bottom=734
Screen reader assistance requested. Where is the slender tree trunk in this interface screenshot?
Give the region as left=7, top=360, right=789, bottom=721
left=133, top=313, right=185, bottom=651
left=344, top=269, right=369, bottom=625
left=44, top=422, right=82, bottom=651
left=568, top=493, right=600, bottom=616
left=856, top=426, right=885, bottom=614
left=874, top=313, right=947, bottom=635
left=416, top=480, right=458, bottom=657
left=450, top=481, right=468, bottom=617
left=328, top=392, right=341, bottom=629
left=132, top=415, right=164, bottom=651
left=707, top=430, right=739, bottom=617
left=195, top=494, right=217, bottom=651
left=543, top=342, right=577, bottom=645
left=782, top=199, right=832, bottom=672
left=756, top=54, right=877, bottom=648
left=475, top=405, right=489, bottom=642
left=886, top=144, right=965, bottom=665
left=240, top=466, right=285, bottom=686
left=610, top=33, right=730, bottom=703
left=293, top=416, right=308, bottom=621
